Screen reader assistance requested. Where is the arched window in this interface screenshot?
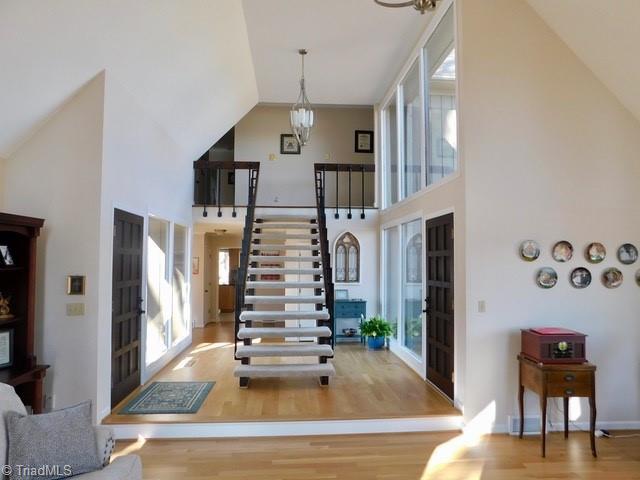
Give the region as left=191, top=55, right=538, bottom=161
left=335, top=232, right=360, bottom=283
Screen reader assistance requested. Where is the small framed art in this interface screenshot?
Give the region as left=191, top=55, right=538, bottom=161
left=0, top=329, right=14, bottom=368
left=280, top=134, right=301, bottom=155
left=67, top=275, right=86, bottom=295
left=354, top=130, right=374, bottom=153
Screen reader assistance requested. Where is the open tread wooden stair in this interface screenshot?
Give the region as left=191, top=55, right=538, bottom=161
left=235, top=212, right=334, bottom=387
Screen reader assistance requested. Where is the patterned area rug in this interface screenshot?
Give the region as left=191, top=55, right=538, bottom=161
left=120, top=381, right=214, bottom=414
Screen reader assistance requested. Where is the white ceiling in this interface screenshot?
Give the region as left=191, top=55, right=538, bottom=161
left=528, top=0, right=640, bottom=123
left=0, top=0, right=258, bottom=160
left=242, top=0, right=433, bottom=106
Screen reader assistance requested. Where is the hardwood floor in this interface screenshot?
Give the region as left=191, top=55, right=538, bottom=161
left=114, top=431, right=640, bottom=479
left=104, top=322, right=458, bottom=424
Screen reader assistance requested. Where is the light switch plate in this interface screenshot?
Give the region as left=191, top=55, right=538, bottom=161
left=268, top=153, right=276, bottom=161
left=478, top=300, right=486, bottom=313
left=66, top=303, right=85, bottom=316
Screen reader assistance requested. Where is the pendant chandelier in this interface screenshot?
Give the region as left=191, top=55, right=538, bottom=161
left=290, top=49, right=314, bottom=146
left=373, top=0, right=439, bottom=14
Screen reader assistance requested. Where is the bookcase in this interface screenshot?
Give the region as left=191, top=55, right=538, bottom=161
left=0, top=212, right=48, bottom=412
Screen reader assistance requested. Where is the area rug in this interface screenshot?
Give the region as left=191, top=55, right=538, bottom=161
left=120, top=381, right=214, bottom=414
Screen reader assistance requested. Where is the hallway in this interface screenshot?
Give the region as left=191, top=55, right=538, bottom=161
left=105, top=322, right=458, bottom=424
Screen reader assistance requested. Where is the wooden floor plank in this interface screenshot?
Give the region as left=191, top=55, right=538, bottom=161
left=114, top=431, right=640, bottom=480
left=104, top=322, right=457, bottom=424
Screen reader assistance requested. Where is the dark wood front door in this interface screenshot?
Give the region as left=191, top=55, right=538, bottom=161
left=425, top=213, right=454, bottom=400
left=111, top=209, right=144, bottom=408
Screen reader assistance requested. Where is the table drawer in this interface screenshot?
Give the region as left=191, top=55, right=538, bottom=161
left=335, top=302, right=366, bottom=318
left=546, top=371, right=592, bottom=397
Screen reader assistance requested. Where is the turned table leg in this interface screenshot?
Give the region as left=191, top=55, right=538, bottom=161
left=589, top=394, right=597, bottom=457
left=518, top=384, right=525, bottom=439
left=540, top=393, right=547, bottom=458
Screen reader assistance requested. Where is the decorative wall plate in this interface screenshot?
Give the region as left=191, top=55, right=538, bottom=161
left=585, top=242, right=606, bottom=263
left=536, top=267, right=558, bottom=289
left=602, top=268, right=623, bottom=289
left=636, top=270, right=640, bottom=287
left=570, top=267, right=592, bottom=289
left=519, top=240, right=540, bottom=262
left=617, top=243, right=638, bottom=265
left=552, top=241, right=573, bottom=262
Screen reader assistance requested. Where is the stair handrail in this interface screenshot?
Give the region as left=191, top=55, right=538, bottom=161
left=314, top=165, right=335, bottom=348
left=313, top=163, right=375, bottom=219
left=233, top=163, right=260, bottom=358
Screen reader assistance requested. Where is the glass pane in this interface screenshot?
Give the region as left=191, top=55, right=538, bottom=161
left=336, top=245, right=346, bottom=282
left=348, top=245, right=358, bottom=282
left=401, top=60, right=422, bottom=198
left=383, top=96, right=398, bottom=207
left=172, top=224, right=188, bottom=346
left=402, top=219, right=423, bottom=357
left=383, top=227, right=400, bottom=339
left=425, top=6, right=457, bottom=185
left=147, top=217, right=170, bottom=364
left=218, top=250, right=230, bottom=285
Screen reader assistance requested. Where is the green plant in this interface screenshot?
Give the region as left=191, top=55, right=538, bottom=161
left=360, top=315, right=393, bottom=338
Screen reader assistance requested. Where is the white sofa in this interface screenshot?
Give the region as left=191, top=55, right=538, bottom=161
left=0, top=384, right=141, bottom=479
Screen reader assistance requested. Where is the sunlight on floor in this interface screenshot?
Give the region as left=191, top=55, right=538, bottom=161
left=172, top=356, right=194, bottom=371
left=111, top=435, right=146, bottom=460
left=421, top=401, right=495, bottom=479
left=189, top=342, right=233, bottom=354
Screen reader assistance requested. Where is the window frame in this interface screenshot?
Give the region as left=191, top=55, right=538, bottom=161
left=378, top=0, right=459, bottom=212
left=333, top=231, right=361, bottom=284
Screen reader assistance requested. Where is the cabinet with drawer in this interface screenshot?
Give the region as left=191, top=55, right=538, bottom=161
left=334, top=299, right=366, bottom=343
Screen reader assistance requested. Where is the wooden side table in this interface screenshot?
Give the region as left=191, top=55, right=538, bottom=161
left=517, top=354, right=597, bottom=458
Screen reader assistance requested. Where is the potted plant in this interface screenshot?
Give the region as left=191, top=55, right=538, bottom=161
left=360, top=315, right=392, bottom=350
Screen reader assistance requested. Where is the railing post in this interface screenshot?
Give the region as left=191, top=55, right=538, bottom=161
left=361, top=165, right=366, bottom=219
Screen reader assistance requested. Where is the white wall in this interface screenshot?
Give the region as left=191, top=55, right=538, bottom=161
left=191, top=233, right=205, bottom=328
left=95, top=73, right=194, bottom=420
left=459, top=0, right=640, bottom=430
left=234, top=105, right=375, bottom=207
left=2, top=73, right=105, bottom=412
left=0, top=158, right=6, bottom=210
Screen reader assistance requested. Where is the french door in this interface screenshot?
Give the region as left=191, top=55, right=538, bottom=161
left=425, top=213, right=454, bottom=399
left=111, top=209, right=144, bottom=407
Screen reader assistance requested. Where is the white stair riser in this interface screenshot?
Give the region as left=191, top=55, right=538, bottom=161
left=236, top=345, right=333, bottom=358
left=248, top=268, right=322, bottom=275
left=238, top=327, right=331, bottom=339
left=249, top=256, right=320, bottom=263
left=240, top=311, right=329, bottom=321
left=245, top=296, right=325, bottom=304
left=254, top=244, right=319, bottom=251
left=234, top=364, right=335, bottom=378
left=247, top=282, right=324, bottom=289
left=253, top=234, right=319, bottom=240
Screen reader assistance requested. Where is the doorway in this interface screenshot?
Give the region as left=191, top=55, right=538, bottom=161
left=425, top=213, right=454, bottom=400
left=111, top=209, right=144, bottom=408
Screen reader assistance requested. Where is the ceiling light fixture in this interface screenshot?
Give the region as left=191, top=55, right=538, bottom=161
left=290, top=49, right=314, bottom=147
left=373, top=0, right=439, bottom=14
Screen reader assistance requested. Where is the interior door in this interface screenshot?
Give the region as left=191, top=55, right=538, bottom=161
left=111, top=209, right=144, bottom=408
left=425, top=213, right=454, bottom=400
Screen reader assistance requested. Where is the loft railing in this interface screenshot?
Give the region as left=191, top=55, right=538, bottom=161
left=313, top=166, right=336, bottom=350
left=193, top=160, right=260, bottom=218
left=313, top=163, right=376, bottom=219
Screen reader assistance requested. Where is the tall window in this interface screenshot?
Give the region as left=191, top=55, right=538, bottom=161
left=383, top=227, right=400, bottom=338
left=402, top=219, right=423, bottom=358
left=147, top=217, right=170, bottom=364
left=401, top=60, right=422, bottom=199
left=172, top=224, right=188, bottom=346
left=335, top=232, right=360, bottom=283
left=383, top=97, right=398, bottom=207
left=425, top=6, right=457, bottom=185
left=382, top=6, right=457, bottom=207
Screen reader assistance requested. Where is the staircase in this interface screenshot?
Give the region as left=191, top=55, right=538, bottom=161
left=234, top=214, right=335, bottom=387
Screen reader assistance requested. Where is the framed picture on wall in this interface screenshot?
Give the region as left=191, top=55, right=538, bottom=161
left=354, top=130, right=374, bottom=153
left=192, top=257, right=200, bottom=275
left=66, top=275, right=86, bottom=295
left=0, top=329, right=14, bottom=368
left=280, top=134, right=300, bottom=155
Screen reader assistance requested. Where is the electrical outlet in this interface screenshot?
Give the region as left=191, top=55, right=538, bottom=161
left=66, top=303, right=85, bottom=316
left=324, top=153, right=331, bottom=160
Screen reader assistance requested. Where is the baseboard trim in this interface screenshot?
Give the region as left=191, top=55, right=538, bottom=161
left=110, top=415, right=463, bottom=440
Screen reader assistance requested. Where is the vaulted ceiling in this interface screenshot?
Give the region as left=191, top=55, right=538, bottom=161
left=242, top=0, right=433, bottom=105
left=528, top=0, right=640, bottom=123
left=0, top=0, right=258, bottom=160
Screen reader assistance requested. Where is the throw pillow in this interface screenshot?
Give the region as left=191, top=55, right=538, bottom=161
left=6, top=401, right=101, bottom=480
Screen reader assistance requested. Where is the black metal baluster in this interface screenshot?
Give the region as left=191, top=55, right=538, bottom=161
left=217, top=168, right=222, bottom=217
left=347, top=167, right=352, bottom=219
left=335, top=169, right=339, bottom=219
left=361, top=166, right=366, bottom=219
left=232, top=167, right=237, bottom=218
left=203, top=166, right=209, bottom=217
